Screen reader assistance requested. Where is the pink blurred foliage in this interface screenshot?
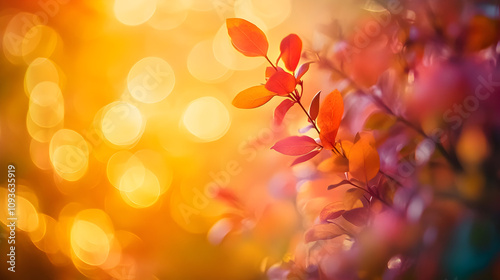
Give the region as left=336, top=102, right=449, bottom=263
left=219, top=1, right=500, bottom=279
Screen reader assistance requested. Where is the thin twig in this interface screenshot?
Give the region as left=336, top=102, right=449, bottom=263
left=265, top=55, right=278, bottom=70
left=290, top=91, right=321, bottom=135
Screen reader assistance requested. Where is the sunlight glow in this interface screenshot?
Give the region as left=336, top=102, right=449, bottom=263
left=101, top=102, right=145, bottom=147
left=114, top=0, right=157, bottom=26
left=182, top=96, right=231, bottom=142
left=127, top=57, right=175, bottom=103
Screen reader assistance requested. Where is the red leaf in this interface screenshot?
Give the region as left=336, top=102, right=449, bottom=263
left=295, top=62, right=312, bottom=81
left=271, top=136, right=319, bottom=156
left=317, top=89, right=344, bottom=149
left=274, top=99, right=295, bottom=126
left=265, top=67, right=275, bottom=80
left=309, top=91, right=321, bottom=121
left=265, top=66, right=284, bottom=81
left=319, top=202, right=345, bottom=222
left=232, top=85, right=275, bottom=109
left=291, top=149, right=321, bottom=166
left=226, top=18, right=269, bottom=57
left=342, top=207, right=369, bottom=227
left=280, top=34, right=302, bottom=72
left=265, top=69, right=297, bottom=96
left=305, top=223, right=345, bottom=243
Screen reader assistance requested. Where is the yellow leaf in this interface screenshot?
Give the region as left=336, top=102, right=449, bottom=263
left=348, top=135, right=380, bottom=182
left=318, top=155, right=349, bottom=173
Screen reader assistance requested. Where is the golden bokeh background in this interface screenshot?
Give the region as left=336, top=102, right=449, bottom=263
left=0, top=0, right=356, bottom=279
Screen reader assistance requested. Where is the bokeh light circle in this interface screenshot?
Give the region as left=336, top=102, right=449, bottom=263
left=127, top=57, right=175, bottom=103
left=234, top=0, right=291, bottom=29
left=16, top=195, right=40, bottom=232
left=120, top=167, right=161, bottom=208
left=49, top=129, right=90, bottom=181
left=29, top=81, right=64, bottom=128
left=71, top=220, right=110, bottom=266
left=107, top=151, right=144, bottom=190
left=21, top=25, right=60, bottom=63
left=2, top=13, right=43, bottom=62
left=25, top=58, right=62, bottom=97
left=70, top=209, right=114, bottom=267
left=26, top=112, right=64, bottom=143
left=182, top=96, right=231, bottom=142
left=187, top=40, right=230, bottom=83
left=148, top=0, right=191, bottom=30
left=100, top=101, right=145, bottom=146
left=114, top=0, right=157, bottom=26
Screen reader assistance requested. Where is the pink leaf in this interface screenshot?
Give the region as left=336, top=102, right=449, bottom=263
left=291, top=149, right=321, bottom=166
left=271, top=136, right=320, bottom=156
left=295, top=62, right=312, bottom=81
left=308, top=90, right=321, bottom=121
left=274, top=99, right=295, bottom=126
left=207, top=218, right=233, bottom=245
left=298, top=124, right=314, bottom=134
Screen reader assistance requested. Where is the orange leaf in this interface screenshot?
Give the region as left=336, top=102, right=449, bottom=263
left=318, top=155, right=349, bottom=173
left=226, top=18, right=268, bottom=57
left=338, top=140, right=353, bottom=157
left=265, top=69, right=297, bottom=96
left=317, top=89, right=344, bottom=149
left=232, top=85, right=274, bottom=109
left=353, top=131, right=376, bottom=146
left=280, top=34, right=302, bottom=72
left=305, top=223, right=345, bottom=243
left=348, top=135, right=380, bottom=182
